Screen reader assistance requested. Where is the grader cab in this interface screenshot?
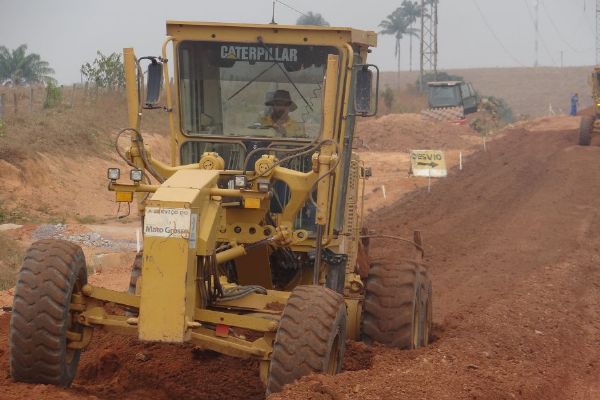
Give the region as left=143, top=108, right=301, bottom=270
left=9, top=21, right=433, bottom=395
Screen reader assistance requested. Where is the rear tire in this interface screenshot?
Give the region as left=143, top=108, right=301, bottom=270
left=362, top=259, right=432, bottom=349
left=418, top=264, right=433, bottom=346
left=128, top=251, right=142, bottom=295
left=266, top=285, right=346, bottom=395
left=10, top=239, right=88, bottom=387
left=579, top=115, right=594, bottom=146
left=125, top=252, right=142, bottom=316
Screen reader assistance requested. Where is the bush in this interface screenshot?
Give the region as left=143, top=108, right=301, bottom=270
left=0, top=119, right=5, bottom=137
left=81, top=51, right=125, bottom=89
left=44, top=82, right=62, bottom=108
left=382, top=86, right=395, bottom=112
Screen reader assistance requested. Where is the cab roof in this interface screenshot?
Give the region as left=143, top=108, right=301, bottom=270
left=427, top=81, right=464, bottom=87
left=166, top=20, right=377, bottom=48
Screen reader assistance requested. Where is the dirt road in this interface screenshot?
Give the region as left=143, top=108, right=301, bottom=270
left=1, top=116, right=599, bottom=399
left=272, top=119, right=600, bottom=399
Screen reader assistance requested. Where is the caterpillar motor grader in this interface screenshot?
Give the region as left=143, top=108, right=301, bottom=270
left=9, top=21, right=433, bottom=395
left=579, top=66, right=600, bottom=146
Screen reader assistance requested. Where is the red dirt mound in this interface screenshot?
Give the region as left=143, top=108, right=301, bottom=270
left=356, top=113, right=481, bottom=152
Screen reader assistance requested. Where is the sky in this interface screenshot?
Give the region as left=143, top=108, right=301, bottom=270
left=0, top=0, right=596, bottom=84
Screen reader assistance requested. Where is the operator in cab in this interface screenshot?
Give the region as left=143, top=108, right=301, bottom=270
left=259, top=89, right=305, bottom=137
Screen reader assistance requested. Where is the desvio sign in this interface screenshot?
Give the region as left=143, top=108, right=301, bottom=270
left=409, top=150, right=448, bottom=178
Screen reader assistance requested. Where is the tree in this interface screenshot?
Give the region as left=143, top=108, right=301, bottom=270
left=0, top=44, right=55, bottom=86
left=399, top=1, right=422, bottom=72
left=80, top=51, right=125, bottom=89
left=296, top=12, right=330, bottom=26
left=380, top=8, right=410, bottom=87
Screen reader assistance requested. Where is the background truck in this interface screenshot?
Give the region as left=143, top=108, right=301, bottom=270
left=422, top=80, right=479, bottom=124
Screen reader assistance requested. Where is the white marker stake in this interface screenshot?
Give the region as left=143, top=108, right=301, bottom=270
left=428, top=169, right=432, bottom=193
left=459, top=151, right=463, bottom=171
left=136, top=228, right=141, bottom=253
left=483, top=136, right=487, bottom=152
left=382, top=185, right=387, bottom=200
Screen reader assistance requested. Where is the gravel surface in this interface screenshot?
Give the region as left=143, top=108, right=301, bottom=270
left=31, top=224, right=136, bottom=251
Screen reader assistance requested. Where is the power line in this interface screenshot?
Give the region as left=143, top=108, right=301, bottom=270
left=470, top=0, right=526, bottom=66
left=274, top=0, right=308, bottom=18
left=521, top=0, right=558, bottom=66
left=540, top=0, right=592, bottom=53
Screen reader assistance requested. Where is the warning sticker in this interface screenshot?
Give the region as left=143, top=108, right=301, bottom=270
left=409, top=150, right=448, bottom=178
left=144, top=207, right=192, bottom=239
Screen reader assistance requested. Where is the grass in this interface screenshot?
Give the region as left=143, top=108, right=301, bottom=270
left=0, top=86, right=170, bottom=167
left=75, top=214, right=99, bottom=224
left=0, top=201, right=30, bottom=224
left=0, top=232, right=25, bottom=291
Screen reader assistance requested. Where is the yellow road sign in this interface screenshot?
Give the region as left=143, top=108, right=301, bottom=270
left=409, top=150, right=448, bottom=178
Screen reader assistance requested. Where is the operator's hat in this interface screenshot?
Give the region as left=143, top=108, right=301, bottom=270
left=265, top=89, right=297, bottom=111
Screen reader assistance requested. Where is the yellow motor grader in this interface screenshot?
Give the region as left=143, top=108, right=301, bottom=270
left=9, top=21, right=433, bottom=395
left=579, top=66, right=600, bottom=146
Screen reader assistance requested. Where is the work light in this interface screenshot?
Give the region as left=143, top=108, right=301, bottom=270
left=107, top=168, right=121, bottom=181
left=130, top=169, right=143, bottom=183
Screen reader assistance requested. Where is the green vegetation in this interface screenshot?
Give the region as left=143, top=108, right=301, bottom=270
left=43, top=82, right=62, bottom=108
left=470, top=96, right=515, bottom=135
left=380, top=1, right=423, bottom=78
left=81, top=51, right=125, bottom=89
left=75, top=215, right=99, bottom=224
left=0, top=119, right=5, bottom=137
left=0, top=232, right=25, bottom=290
left=296, top=12, right=329, bottom=26
left=0, top=202, right=29, bottom=224
left=382, top=86, right=395, bottom=111
left=0, top=44, right=56, bottom=85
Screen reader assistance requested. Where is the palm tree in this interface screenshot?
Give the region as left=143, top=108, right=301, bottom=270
left=399, top=1, right=422, bottom=71
left=296, top=12, right=330, bottom=26
left=0, top=44, right=55, bottom=86
left=380, top=8, right=410, bottom=87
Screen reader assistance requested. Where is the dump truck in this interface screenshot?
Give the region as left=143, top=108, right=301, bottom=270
left=9, top=21, right=433, bottom=395
left=578, top=66, right=600, bottom=146
left=421, top=80, right=479, bottom=124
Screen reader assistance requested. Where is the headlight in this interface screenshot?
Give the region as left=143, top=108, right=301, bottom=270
left=130, top=169, right=143, bottom=182
left=107, top=168, right=121, bottom=181
left=257, top=178, right=270, bottom=193
left=234, top=175, right=248, bottom=189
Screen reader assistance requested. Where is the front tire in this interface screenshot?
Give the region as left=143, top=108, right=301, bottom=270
left=10, top=239, right=88, bottom=387
left=266, top=285, right=346, bottom=395
left=579, top=115, right=594, bottom=146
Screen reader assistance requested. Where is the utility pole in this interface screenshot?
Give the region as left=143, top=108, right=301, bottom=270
left=271, top=0, right=276, bottom=24
left=596, top=0, right=600, bottom=64
left=534, top=0, right=539, bottom=67
left=419, top=0, right=439, bottom=90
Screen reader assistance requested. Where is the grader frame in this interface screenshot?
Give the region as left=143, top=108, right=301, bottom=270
left=9, top=21, right=432, bottom=394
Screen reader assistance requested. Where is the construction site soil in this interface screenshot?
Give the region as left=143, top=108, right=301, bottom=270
left=2, top=115, right=600, bottom=399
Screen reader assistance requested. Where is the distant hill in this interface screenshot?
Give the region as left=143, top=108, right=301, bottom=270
left=381, top=66, right=593, bottom=117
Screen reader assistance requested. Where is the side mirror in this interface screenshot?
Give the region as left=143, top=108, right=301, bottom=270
left=145, top=60, right=163, bottom=108
left=353, top=64, right=379, bottom=117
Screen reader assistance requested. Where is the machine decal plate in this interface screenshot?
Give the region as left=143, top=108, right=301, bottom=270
left=189, top=214, right=198, bottom=249
left=144, top=207, right=192, bottom=239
